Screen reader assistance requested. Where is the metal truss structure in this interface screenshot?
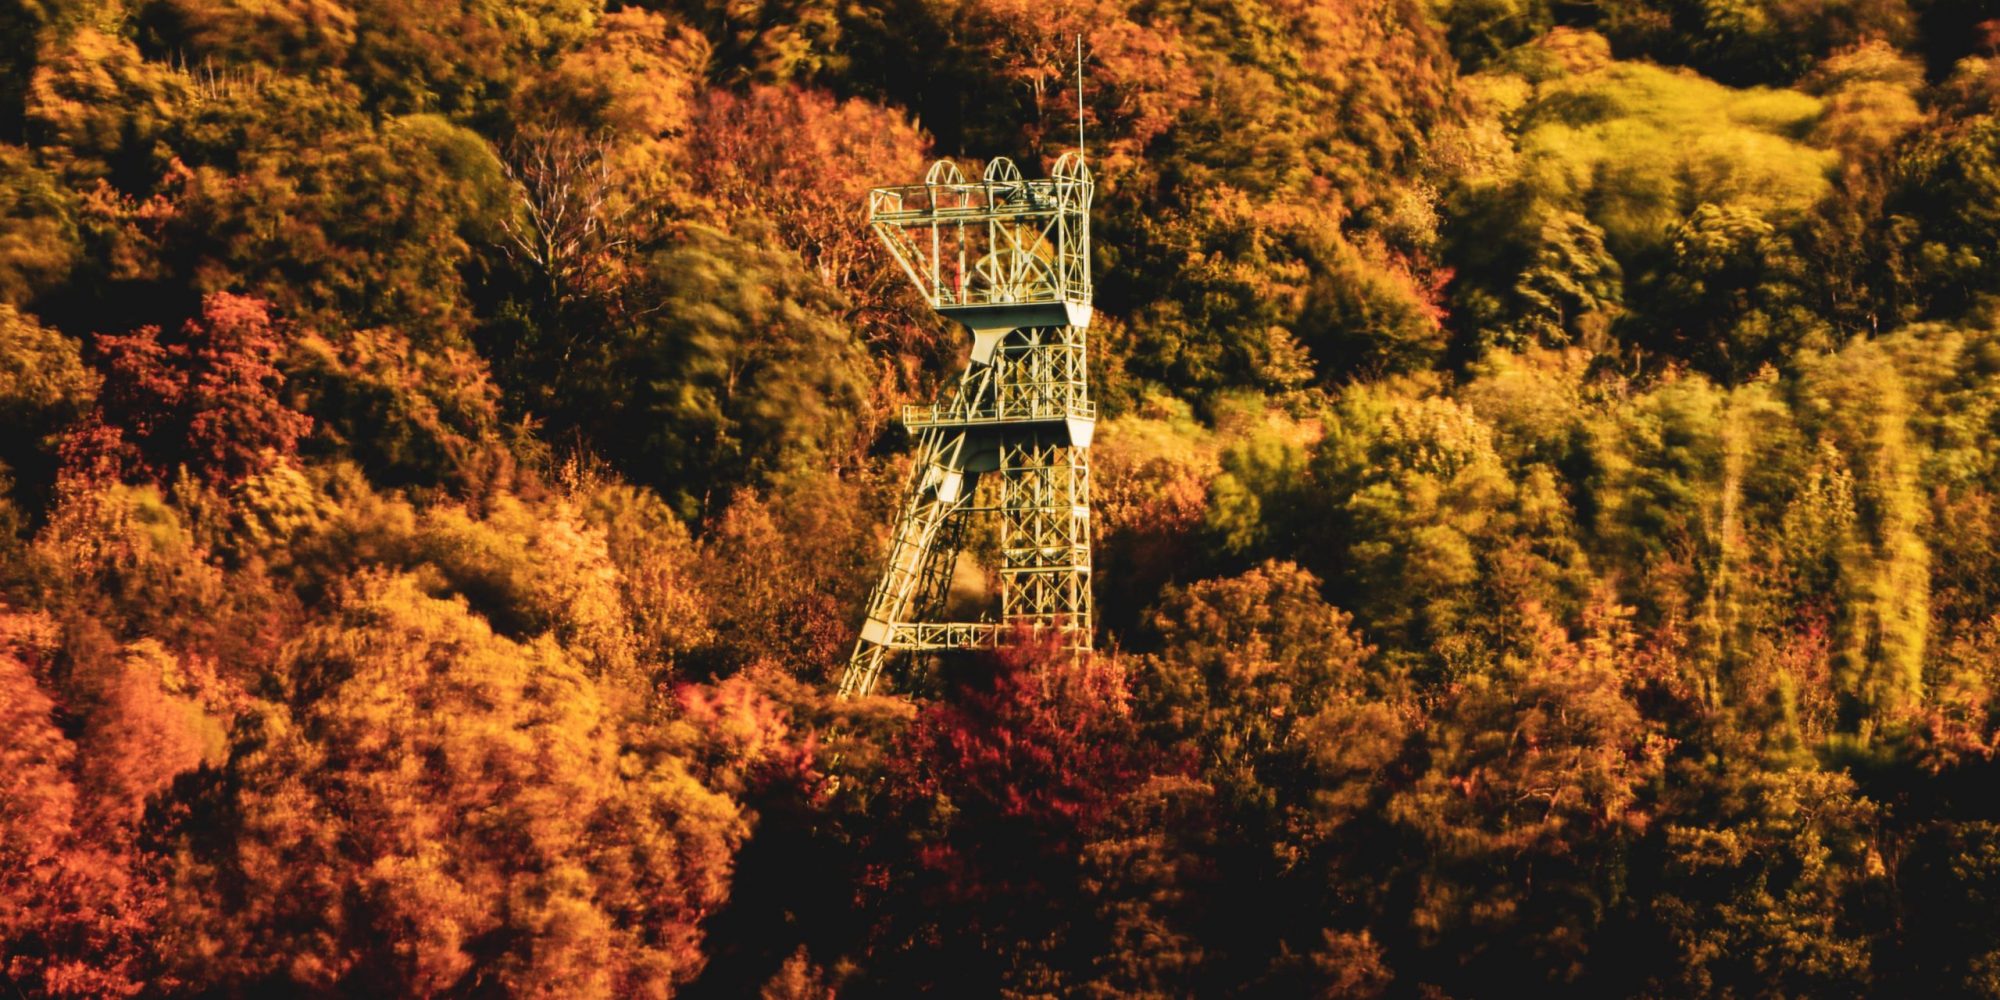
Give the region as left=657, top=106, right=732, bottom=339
left=841, top=153, right=1095, bottom=699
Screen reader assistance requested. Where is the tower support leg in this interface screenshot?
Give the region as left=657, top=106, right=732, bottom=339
left=997, top=439, right=1093, bottom=649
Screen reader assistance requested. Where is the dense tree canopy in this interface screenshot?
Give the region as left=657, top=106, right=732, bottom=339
left=9, top=0, right=2000, bottom=995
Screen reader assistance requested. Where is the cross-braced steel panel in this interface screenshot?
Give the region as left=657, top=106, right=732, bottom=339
left=996, top=439, right=1092, bottom=641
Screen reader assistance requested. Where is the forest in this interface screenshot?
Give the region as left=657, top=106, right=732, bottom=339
left=9, top=0, right=2000, bottom=995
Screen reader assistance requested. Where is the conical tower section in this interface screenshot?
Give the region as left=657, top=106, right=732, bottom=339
left=841, top=153, right=1096, bottom=698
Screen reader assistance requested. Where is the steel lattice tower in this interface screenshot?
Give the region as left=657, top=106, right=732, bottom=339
left=841, top=153, right=1096, bottom=699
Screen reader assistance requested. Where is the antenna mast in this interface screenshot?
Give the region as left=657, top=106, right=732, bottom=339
left=1076, top=34, right=1086, bottom=166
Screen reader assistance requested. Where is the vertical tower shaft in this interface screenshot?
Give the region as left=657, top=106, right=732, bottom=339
left=843, top=155, right=1095, bottom=698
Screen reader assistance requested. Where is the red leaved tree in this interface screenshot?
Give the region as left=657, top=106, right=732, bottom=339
left=85, top=292, right=311, bottom=485
left=864, top=637, right=1153, bottom=990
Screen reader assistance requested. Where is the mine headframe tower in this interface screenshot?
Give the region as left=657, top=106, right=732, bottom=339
left=840, top=153, right=1096, bottom=699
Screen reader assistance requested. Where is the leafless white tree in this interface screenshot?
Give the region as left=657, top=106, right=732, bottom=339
left=499, top=128, right=628, bottom=312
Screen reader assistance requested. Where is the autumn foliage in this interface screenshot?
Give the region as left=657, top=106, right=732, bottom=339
left=88, top=292, right=310, bottom=485
left=11, top=0, right=2000, bottom=996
